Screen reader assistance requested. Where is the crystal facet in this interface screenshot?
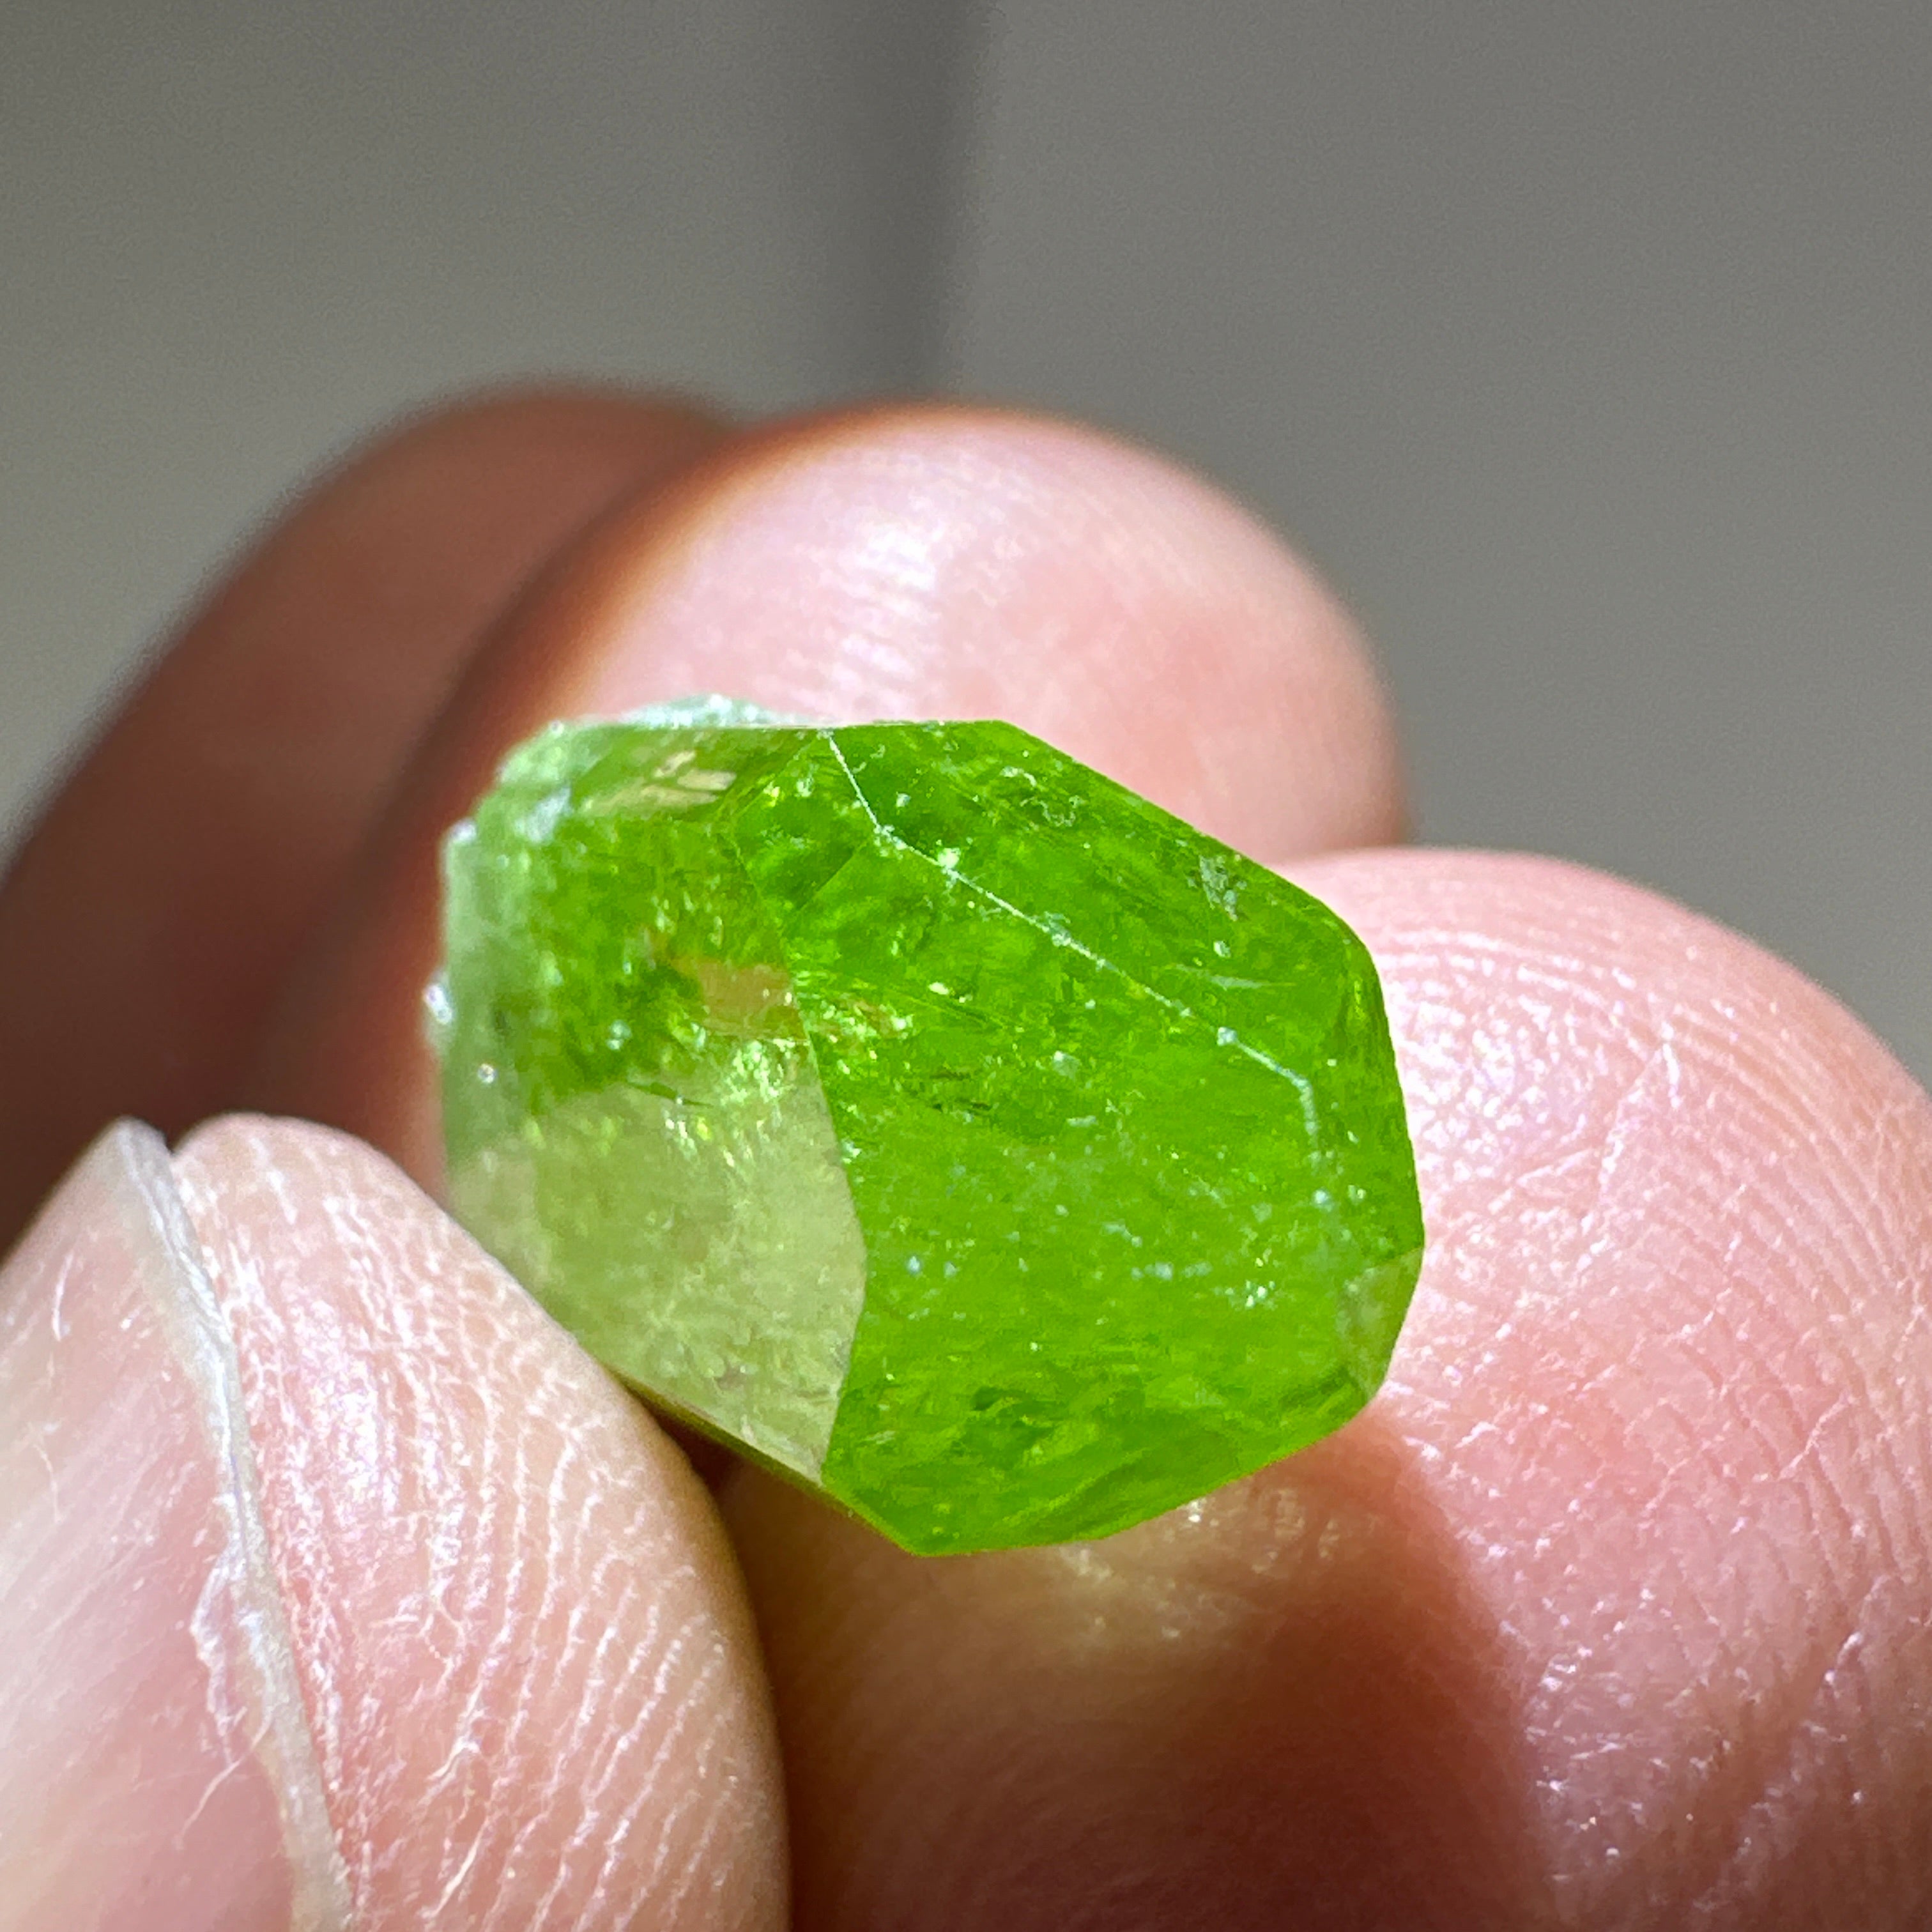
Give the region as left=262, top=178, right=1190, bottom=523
left=436, top=712, right=1423, bottom=1554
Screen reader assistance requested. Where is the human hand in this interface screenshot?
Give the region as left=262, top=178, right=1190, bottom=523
left=2, top=391, right=1926, bottom=1929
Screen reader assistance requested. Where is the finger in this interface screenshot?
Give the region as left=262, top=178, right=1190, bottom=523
left=0, top=387, right=723, bottom=1243
left=719, top=854, right=1932, bottom=1930
left=243, top=404, right=1403, bottom=1181
left=0, top=1120, right=344, bottom=1929
left=0, top=1116, right=786, bottom=1929
left=173, top=1116, right=786, bottom=1930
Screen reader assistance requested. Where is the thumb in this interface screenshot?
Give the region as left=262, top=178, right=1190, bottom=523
left=0, top=1117, right=785, bottom=1931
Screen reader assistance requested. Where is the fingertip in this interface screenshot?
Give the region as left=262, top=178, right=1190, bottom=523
left=174, top=1114, right=787, bottom=1931
left=1289, top=848, right=1932, bottom=1917
left=559, top=404, right=1406, bottom=857
left=0, top=1123, right=348, bottom=1931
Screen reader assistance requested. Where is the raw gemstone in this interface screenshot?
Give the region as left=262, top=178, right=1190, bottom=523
left=435, top=708, right=1423, bottom=1554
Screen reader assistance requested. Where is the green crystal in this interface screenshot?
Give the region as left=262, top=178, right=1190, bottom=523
left=436, top=709, right=1423, bottom=1554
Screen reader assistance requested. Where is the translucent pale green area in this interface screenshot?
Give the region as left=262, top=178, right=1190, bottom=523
left=438, top=714, right=1425, bottom=1554
left=439, top=723, right=868, bottom=1477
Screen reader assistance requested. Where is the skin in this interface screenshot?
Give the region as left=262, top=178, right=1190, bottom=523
left=1, top=390, right=1928, bottom=1929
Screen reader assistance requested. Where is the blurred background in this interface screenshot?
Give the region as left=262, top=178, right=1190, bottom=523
left=4, top=1, right=1928, bottom=1077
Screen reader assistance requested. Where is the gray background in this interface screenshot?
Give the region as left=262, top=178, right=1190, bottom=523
left=4, top=1, right=1928, bottom=1077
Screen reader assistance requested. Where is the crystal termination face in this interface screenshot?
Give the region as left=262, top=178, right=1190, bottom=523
left=436, top=714, right=1424, bottom=1554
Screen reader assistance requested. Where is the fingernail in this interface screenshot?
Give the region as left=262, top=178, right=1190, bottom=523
left=0, top=1123, right=348, bottom=1931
